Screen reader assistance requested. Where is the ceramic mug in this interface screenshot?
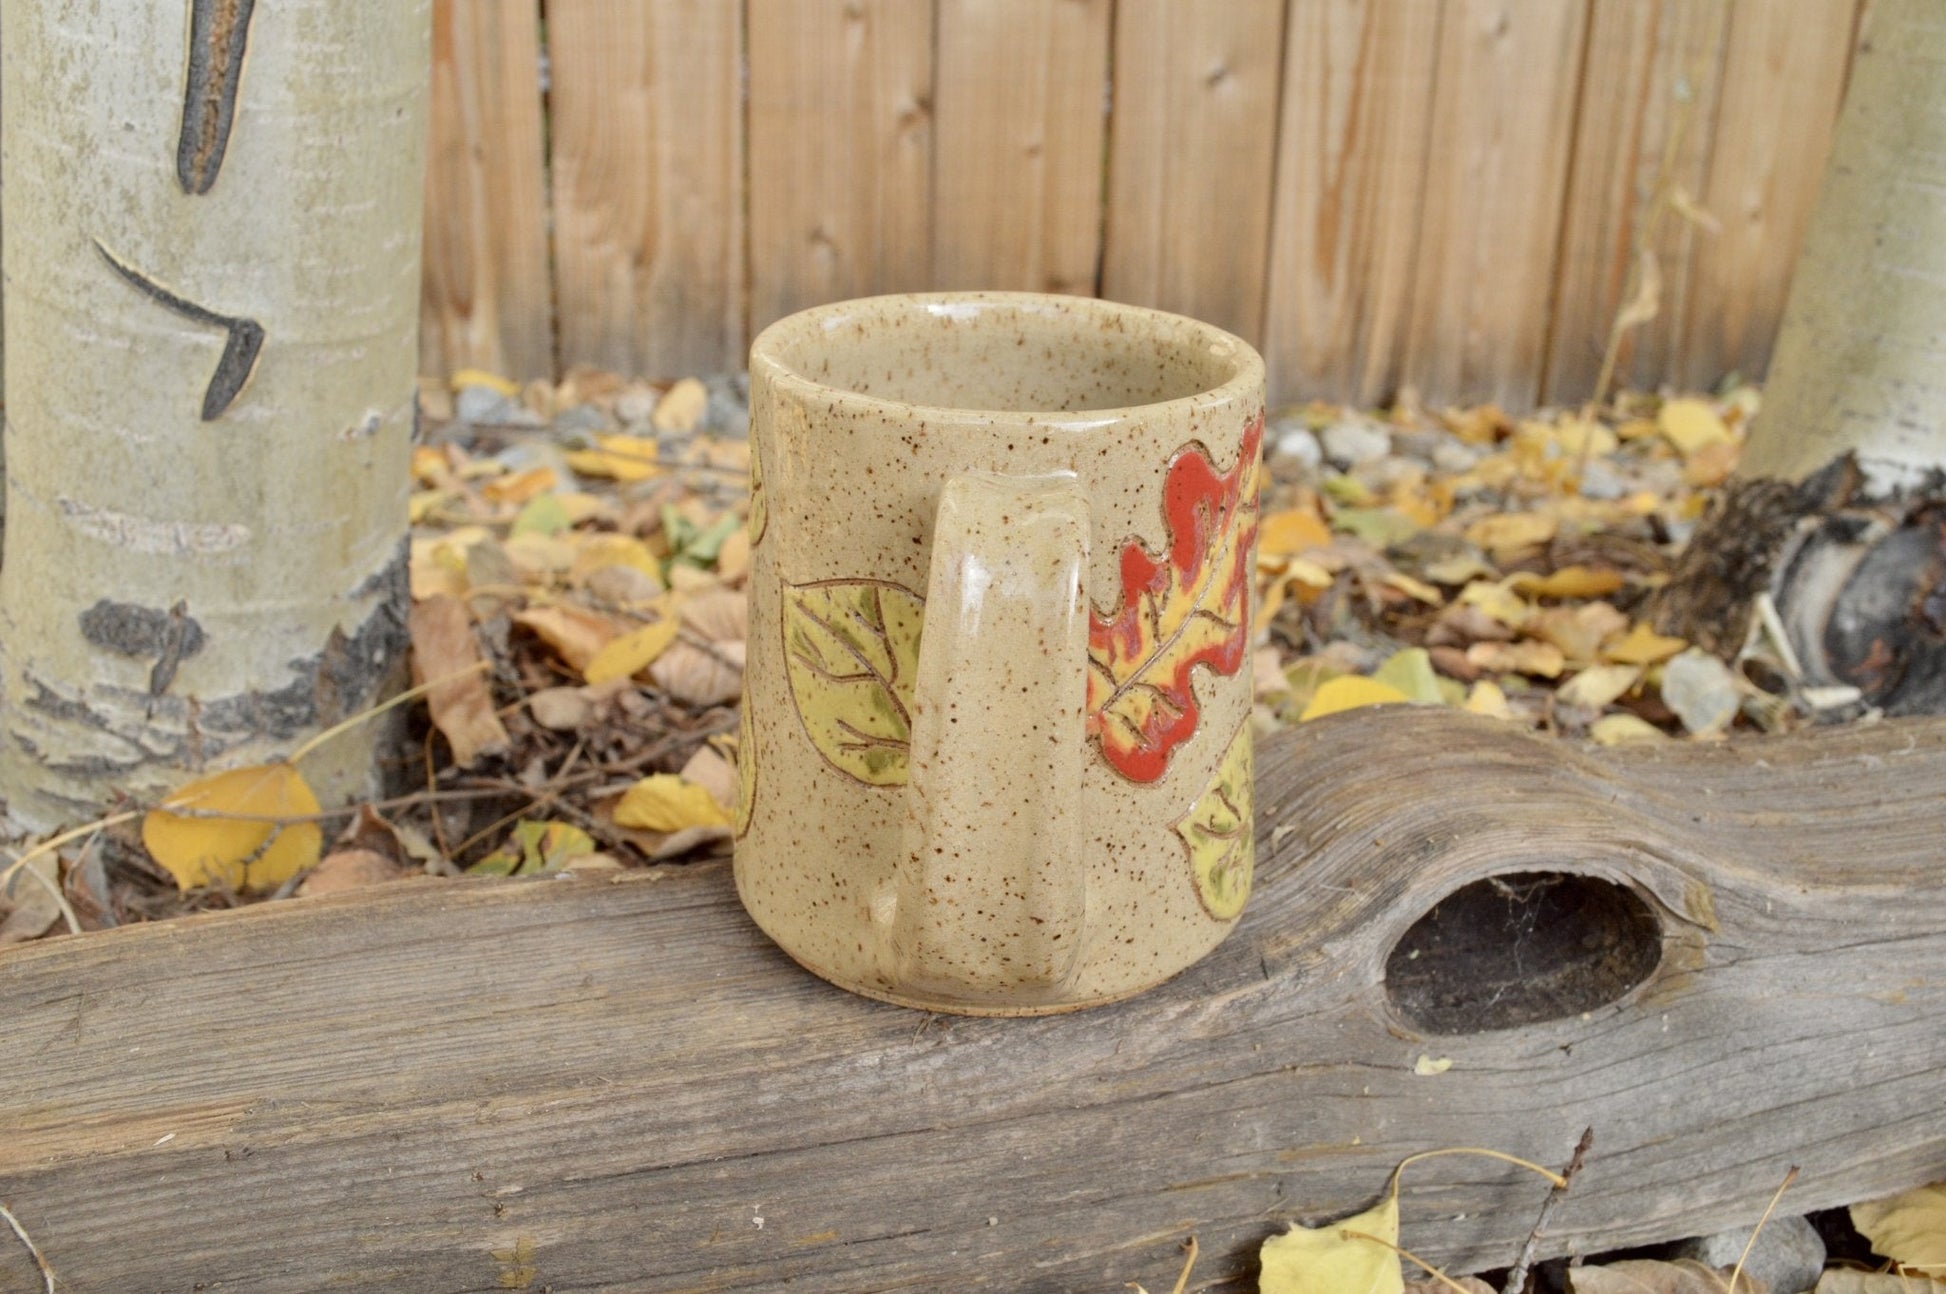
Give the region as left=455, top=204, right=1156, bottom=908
left=735, top=292, right=1264, bottom=1015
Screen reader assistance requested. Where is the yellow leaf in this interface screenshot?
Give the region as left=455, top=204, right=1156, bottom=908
left=1589, top=714, right=1666, bottom=746
left=1300, top=676, right=1411, bottom=722
left=652, top=377, right=710, bottom=433
left=450, top=367, right=520, bottom=397
left=1466, top=640, right=1567, bottom=679
left=143, top=763, right=323, bottom=892
left=1380, top=572, right=1444, bottom=606
left=1658, top=397, right=1732, bottom=458
left=1259, top=1189, right=1402, bottom=1294
left=1557, top=664, right=1642, bottom=711
left=469, top=820, right=598, bottom=877
left=1373, top=649, right=1445, bottom=705
left=614, top=774, right=732, bottom=833
left=1279, top=557, right=1337, bottom=590
left=1508, top=566, right=1627, bottom=600
left=1458, top=579, right=1531, bottom=631
left=1554, top=416, right=1618, bottom=459
left=565, top=432, right=662, bottom=483
left=1464, top=680, right=1514, bottom=719
left=1852, top=1181, right=1946, bottom=1276
left=1528, top=602, right=1630, bottom=664
left=1259, top=507, right=1333, bottom=557
left=1464, top=512, right=1557, bottom=557
left=480, top=466, right=558, bottom=505
left=583, top=614, right=682, bottom=684
left=1604, top=622, right=1688, bottom=665
left=784, top=579, right=923, bottom=785
left=513, top=605, right=621, bottom=673
left=1175, top=725, right=1253, bottom=920
left=1413, top=1055, right=1453, bottom=1076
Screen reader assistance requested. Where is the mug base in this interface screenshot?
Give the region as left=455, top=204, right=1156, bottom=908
left=771, top=942, right=1184, bottom=1017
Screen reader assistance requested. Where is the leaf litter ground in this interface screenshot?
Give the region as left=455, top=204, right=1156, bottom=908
left=1, top=368, right=1937, bottom=1292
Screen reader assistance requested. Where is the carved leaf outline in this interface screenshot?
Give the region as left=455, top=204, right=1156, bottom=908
left=783, top=578, right=924, bottom=786
left=1088, top=412, right=1263, bottom=782
left=733, top=695, right=757, bottom=837
left=1176, top=721, right=1253, bottom=921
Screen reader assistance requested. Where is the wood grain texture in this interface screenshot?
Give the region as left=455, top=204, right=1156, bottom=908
left=418, top=0, right=554, bottom=382
left=547, top=0, right=745, bottom=379
left=1101, top=0, right=1286, bottom=341
left=1541, top=0, right=1731, bottom=404
left=1260, top=0, right=1443, bottom=407
left=4, top=709, right=1943, bottom=1292
left=746, top=0, right=935, bottom=336
left=932, top=0, right=1112, bottom=296
left=1404, top=0, right=1592, bottom=409
left=1675, top=0, right=1860, bottom=391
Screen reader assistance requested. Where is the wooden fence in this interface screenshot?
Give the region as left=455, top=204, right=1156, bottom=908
left=420, top=0, right=1864, bottom=410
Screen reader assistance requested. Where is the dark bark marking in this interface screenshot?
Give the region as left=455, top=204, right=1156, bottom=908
left=95, top=239, right=264, bottom=419
left=177, top=0, right=258, bottom=195
left=79, top=599, right=208, bottom=698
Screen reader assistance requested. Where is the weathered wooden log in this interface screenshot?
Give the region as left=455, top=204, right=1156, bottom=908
left=2, top=708, right=1942, bottom=1292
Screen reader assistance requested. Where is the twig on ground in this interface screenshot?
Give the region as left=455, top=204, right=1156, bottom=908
left=0, top=1199, right=56, bottom=1293
left=1728, top=1165, right=1799, bottom=1294
left=1502, top=1127, right=1594, bottom=1294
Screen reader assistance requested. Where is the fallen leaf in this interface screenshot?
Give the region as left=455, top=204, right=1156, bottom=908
left=1815, top=1273, right=1946, bottom=1292
left=1259, top=506, right=1333, bottom=557
left=652, top=377, right=709, bottom=432
left=1466, top=640, right=1566, bottom=679
left=1300, top=676, right=1412, bottom=722
left=1423, top=554, right=1497, bottom=586
left=1509, top=565, right=1628, bottom=600
left=583, top=613, right=682, bottom=685
left=1413, top=1055, right=1452, bottom=1076
left=1570, top=1258, right=1762, bottom=1292
left=469, top=820, right=598, bottom=877
left=450, top=366, right=520, bottom=397
left=1259, top=1189, right=1402, bottom=1294
left=1332, top=507, right=1421, bottom=548
left=1406, top=1280, right=1494, bottom=1294
left=0, top=855, right=63, bottom=944
left=514, top=605, right=621, bottom=673
left=1852, top=1182, right=1946, bottom=1276
left=614, top=774, right=732, bottom=832
left=1589, top=713, right=1667, bottom=746
left=680, top=745, right=740, bottom=815
left=409, top=595, right=510, bottom=767
left=144, top=763, right=323, bottom=892
left=566, top=432, right=662, bottom=483
left=480, top=465, right=558, bottom=506
left=1558, top=664, right=1642, bottom=711
left=297, top=849, right=407, bottom=897
left=1463, top=680, right=1514, bottom=719
left=1604, top=622, right=1688, bottom=666
left=1528, top=602, right=1630, bottom=663
left=511, top=491, right=573, bottom=538
left=1661, top=648, right=1740, bottom=736
left=1658, top=398, right=1733, bottom=458
left=1465, top=512, right=1557, bottom=558
left=528, top=686, right=594, bottom=731
left=1684, top=439, right=1741, bottom=488
left=716, top=526, right=752, bottom=584
left=1380, top=572, right=1444, bottom=605
left=654, top=639, right=746, bottom=707
left=1373, top=649, right=1445, bottom=705
left=1458, top=579, right=1532, bottom=632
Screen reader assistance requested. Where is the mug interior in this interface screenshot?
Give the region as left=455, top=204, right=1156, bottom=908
left=751, top=294, right=1252, bottom=415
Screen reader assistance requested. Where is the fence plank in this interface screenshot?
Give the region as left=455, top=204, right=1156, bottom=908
left=747, top=0, right=935, bottom=336
left=1260, top=0, right=1444, bottom=408
left=548, top=0, right=745, bottom=379
left=932, top=0, right=1112, bottom=296
left=1101, top=0, right=1287, bottom=342
left=1403, top=0, right=1591, bottom=409
left=1674, top=0, right=1859, bottom=392
left=1542, top=0, right=1732, bottom=405
left=419, top=0, right=553, bottom=383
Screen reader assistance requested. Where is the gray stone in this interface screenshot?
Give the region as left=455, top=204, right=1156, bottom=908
left=1577, top=459, right=1629, bottom=500
left=1430, top=439, right=1484, bottom=474
left=553, top=403, right=613, bottom=434
left=703, top=372, right=750, bottom=438
left=1271, top=423, right=1323, bottom=472
left=1670, top=1214, right=1824, bottom=1294
left=454, top=384, right=539, bottom=427
left=1319, top=417, right=1393, bottom=469
left=1661, top=647, right=1741, bottom=736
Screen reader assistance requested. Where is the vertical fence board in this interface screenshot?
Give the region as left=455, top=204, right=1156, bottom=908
left=419, top=0, right=553, bottom=382
left=1403, top=0, right=1591, bottom=410
left=1542, top=0, right=1731, bottom=405
left=1261, top=0, right=1444, bottom=408
left=933, top=0, right=1112, bottom=296
left=1674, top=0, right=1859, bottom=391
left=1101, top=0, right=1287, bottom=342
left=548, top=0, right=745, bottom=379
left=747, top=0, right=935, bottom=336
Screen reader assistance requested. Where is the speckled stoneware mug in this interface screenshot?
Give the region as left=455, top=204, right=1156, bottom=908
left=735, top=292, right=1264, bottom=1015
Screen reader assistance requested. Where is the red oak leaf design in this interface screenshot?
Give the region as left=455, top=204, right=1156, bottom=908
left=1087, top=411, right=1263, bottom=782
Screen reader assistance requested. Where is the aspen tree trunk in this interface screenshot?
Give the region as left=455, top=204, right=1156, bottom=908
left=0, top=1, right=432, bottom=826
left=1655, top=0, right=1946, bottom=713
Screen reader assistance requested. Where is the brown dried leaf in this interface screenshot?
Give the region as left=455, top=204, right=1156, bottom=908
left=1466, top=640, right=1566, bottom=679
left=652, top=640, right=745, bottom=708
left=409, top=595, right=510, bottom=767
left=680, top=746, right=740, bottom=815
left=297, top=849, right=408, bottom=898
left=1406, top=1279, right=1494, bottom=1294
left=513, top=604, right=622, bottom=673
left=1527, top=602, right=1630, bottom=663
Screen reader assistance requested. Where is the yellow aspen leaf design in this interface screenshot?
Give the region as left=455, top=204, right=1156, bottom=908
left=1177, top=723, right=1253, bottom=920
left=783, top=578, right=924, bottom=786
left=1089, top=412, right=1263, bottom=782
left=748, top=439, right=768, bottom=546
left=733, top=698, right=756, bottom=838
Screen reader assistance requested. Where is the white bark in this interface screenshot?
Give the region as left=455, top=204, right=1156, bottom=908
left=0, top=1, right=431, bottom=826
left=1743, top=0, right=1946, bottom=491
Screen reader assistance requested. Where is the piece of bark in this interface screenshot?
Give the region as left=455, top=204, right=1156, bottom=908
left=1, top=709, right=1943, bottom=1292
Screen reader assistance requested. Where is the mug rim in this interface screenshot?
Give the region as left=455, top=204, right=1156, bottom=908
left=748, top=291, right=1264, bottom=430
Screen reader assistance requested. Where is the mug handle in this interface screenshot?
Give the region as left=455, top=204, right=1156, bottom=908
left=888, top=469, right=1092, bottom=1001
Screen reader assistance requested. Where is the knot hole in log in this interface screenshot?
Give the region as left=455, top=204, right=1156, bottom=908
left=1382, top=872, right=1665, bottom=1033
